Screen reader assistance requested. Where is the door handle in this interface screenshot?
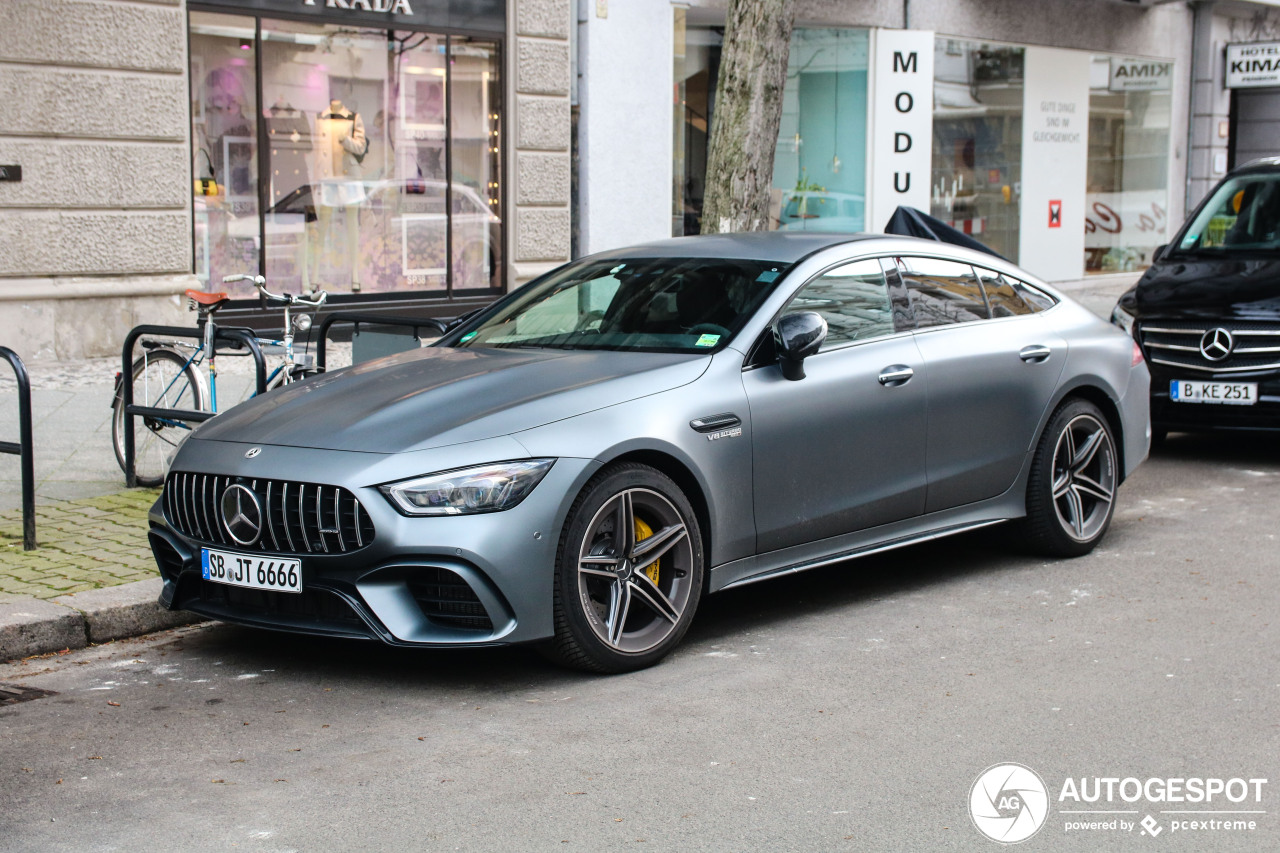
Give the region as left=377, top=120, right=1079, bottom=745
left=1019, top=345, right=1052, bottom=363
left=877, top=365, right=914, bottom=386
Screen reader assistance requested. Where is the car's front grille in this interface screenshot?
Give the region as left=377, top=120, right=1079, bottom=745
left=1140, top=320, right=1280, bottom=374
left=165, top=471, right=375, bottom=555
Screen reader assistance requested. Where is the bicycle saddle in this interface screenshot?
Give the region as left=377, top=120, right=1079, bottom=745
left=185, top=290, right=230, bottom=313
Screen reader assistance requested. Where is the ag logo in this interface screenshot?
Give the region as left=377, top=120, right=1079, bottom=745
left=969, top=763, right=1049, bottom=844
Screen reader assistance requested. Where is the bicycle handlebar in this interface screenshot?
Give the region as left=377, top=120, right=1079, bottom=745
left=221, top=274, right=328, bottom=309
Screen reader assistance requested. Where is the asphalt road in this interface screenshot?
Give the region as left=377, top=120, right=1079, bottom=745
left=1, top=433, right=1277, bottom=852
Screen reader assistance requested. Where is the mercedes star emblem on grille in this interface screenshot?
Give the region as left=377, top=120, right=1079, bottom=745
left=245, top=447, right=262, bottom=458
left=1199, top=327, right=1234, bottom=362
left=220, top=484, right=263, bottom=546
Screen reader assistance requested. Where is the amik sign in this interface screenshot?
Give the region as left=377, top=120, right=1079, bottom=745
left=1226, top=42, right=1280, bottom=89
left=1109, top=58, right=1172, bottom=91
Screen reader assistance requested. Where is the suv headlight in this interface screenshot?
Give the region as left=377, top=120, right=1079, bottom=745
left=380, top=459, right=555, bottom=516
left=1110, top=304, right=1136, bottom=337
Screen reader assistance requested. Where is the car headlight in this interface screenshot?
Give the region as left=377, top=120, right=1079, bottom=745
left=380, top=459, right=555, bottom=516
left=1111, top=304, right=1136, bottom=337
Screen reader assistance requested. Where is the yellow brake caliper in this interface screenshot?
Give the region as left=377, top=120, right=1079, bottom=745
left=634, top=517, right=659, bottom=585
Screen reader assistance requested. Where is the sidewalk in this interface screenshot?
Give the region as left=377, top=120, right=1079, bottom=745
left=0, top=272, right=1139, bottom=661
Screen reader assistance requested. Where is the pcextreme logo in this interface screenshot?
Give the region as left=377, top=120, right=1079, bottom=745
left=969, top=764, right=1269, bottom=844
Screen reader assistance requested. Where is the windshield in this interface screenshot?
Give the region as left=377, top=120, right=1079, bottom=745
left=1177, top=174, right=1280, bottom=253
left=454, top=257, right=790, bottom=353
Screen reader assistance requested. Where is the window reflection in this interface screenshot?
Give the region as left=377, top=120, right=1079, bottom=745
left=189, top=13, right=503, bottom=299
left=932, top=40, right=1024, bottom=262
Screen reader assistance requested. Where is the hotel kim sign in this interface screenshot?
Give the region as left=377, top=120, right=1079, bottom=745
left=1226, top=42, right=1280, bottom=88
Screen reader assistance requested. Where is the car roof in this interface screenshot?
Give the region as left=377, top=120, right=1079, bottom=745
left=589, top=231, right=883, bottom=263
left=1230, top=156, right=1280, bottom=176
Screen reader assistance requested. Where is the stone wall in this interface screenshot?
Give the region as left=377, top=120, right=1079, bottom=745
left=0, top=0, right=193, bottom=360
left=512, top=0, right=574, bottom=285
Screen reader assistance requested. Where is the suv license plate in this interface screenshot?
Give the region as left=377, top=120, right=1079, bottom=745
left=1170, top=380, right=1257, bottom=406
left=202, top=547, right=302, bottom=594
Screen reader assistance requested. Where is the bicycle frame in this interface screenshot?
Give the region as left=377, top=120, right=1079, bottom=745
left=119, top=325, right=267, bottom=487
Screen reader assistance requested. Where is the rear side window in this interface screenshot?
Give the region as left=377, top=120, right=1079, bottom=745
left=975, top=268, right=1035, bottom=317
left=784, top=259, right=895, bottom=350
left=896, top=256, right=989, bottom=328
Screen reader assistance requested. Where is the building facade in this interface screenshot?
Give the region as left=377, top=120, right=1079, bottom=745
left=0, top=0, right=574, bottom=359
left=1186, top=0, right=1280, bottom=208
left=579, top=0, right=1201, bottom=284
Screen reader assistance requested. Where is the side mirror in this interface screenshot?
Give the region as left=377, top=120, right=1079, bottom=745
left=774, top=311, right=827, bottom=381
left=1152, top=243, right=1168, bottom=262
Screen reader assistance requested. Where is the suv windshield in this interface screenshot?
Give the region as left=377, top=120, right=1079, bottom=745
left=1177, top=173, right=1280, bottom=253
left=454, top=257, right=790, bottom=353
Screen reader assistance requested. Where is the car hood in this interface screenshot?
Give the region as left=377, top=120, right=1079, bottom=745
left=193, top=346, right=709, bottom=454
left=1123, top=256, right=1280, bottom=320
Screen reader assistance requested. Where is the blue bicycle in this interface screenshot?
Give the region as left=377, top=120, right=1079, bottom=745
left=112, top=275, right=327, bottom=486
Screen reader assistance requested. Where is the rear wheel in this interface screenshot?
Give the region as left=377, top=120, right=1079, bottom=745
left=1020, top=398, right=1118, bottom=557
left=111, top=348, right=207, bottom=487
left=544, top=463, right=705, bottom=673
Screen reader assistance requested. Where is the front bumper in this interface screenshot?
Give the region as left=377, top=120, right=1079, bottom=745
left=1149, top=366, right=1280, bottom=434
left=148, top=437, right=598, bottom=647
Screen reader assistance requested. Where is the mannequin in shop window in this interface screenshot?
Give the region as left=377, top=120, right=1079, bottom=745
left=314, top=98, right=368, bottom=291
left=266, top=97, right=314, bottom=289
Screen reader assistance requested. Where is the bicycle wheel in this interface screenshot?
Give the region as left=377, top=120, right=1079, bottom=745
left=112, top=348, right=208, bottom=487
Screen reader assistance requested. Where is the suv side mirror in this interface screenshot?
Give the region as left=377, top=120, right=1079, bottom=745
left=1153, top=243, right=1168, bottom=262
left=774, top=311, right=827, bottom=381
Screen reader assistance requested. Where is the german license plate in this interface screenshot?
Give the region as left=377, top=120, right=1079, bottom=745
left=202, top=547, right=301, bottom=593
left=1170, top=380, right=1257, bottom=406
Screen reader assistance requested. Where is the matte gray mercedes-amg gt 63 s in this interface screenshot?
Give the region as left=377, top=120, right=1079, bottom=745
left=149, top=232, right=1150, bottom=672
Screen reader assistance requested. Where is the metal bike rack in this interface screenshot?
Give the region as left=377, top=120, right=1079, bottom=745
left=0, top=346, right=36, bottom=550
left=315, top=312, right=449, bottom=372
left=120, top=325, right=267, bottom=488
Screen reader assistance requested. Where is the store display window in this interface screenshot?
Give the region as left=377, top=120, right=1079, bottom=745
left=1085, top=56, right=1172, bottom=273
left=672, top=24, right=869, bottom=236
left=931, top=39, right=1025, bottom=262
left=190, top=11, right=502, bottom=301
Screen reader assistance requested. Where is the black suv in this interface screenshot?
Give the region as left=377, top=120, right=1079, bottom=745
left=1112, top=157, right=1280, bottom=440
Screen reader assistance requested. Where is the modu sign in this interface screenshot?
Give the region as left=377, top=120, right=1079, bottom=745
left=871, top=29, right=934, bottom=231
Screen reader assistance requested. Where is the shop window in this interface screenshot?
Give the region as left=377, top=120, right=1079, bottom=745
left=672, top=25, right=869, bottom=236
left=1085, top=56, right=1171, bottom=273
left=931, top=40, right=1025, bottom=262
left=189, top=12, right=502, bottom=301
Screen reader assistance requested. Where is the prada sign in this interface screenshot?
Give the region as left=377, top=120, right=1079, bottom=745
left=195, top=0, right=504, bottom=34
left=304, top=0, right=414, bottom=11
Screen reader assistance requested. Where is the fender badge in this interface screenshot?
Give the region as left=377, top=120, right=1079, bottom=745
left=245, top=447, right=263, bottom=459
left=706, top=427, right=743, bottom=441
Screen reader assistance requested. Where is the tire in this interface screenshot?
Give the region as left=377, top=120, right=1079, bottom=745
left=1019, top=398, right=1119, bottom=557
left=542, top=463, right=705, bottom=673
left=112, top=348, right=207, bottom=487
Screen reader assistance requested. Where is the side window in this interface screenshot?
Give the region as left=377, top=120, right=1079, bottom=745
left=1011, top=277, right=1057, bottom=312
left=785, top=259, right=895, bottom=350
left=975, top=268, right=1035, bottom=318
left=896, top=256, right=989, bottom=329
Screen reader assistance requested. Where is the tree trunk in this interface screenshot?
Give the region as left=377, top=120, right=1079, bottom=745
left=700, top=0, right=796, bottom=234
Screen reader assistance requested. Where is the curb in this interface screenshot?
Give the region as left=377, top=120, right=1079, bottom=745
left=0, top=579, right=206, bottom=661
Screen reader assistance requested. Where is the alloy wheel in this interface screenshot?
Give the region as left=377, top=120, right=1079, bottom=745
left=1050, top=413, right=1116, bottom=542
left=575, top=487, right=695, bottom=654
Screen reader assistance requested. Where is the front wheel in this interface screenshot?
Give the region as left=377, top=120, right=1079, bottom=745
left=1019, top=398, right=1118, bottom=557
left=543, top=463, right=705, bottom=673
left=111, top=348, right=207, bottom=487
